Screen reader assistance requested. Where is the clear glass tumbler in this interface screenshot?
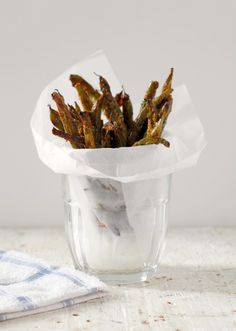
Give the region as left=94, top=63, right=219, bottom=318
left=63, top=174, right=171, bottom=284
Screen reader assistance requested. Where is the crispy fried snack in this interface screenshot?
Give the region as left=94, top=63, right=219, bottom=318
left=134, top=98, right=172, bottom=147
left=49, top=105, right=64, bottom=132
left=52, top=127, right=85, bottom=148
left=116, top=89, right=134, bottom=131
left=79, top=112, right=96, bottom=148
left=70, top=74, right=100, bottom=103
left=49, top=69, right=174, bottom=149
left=74, top=83, right=93, bottom=112
left=127, top=81, right=159, bottom=146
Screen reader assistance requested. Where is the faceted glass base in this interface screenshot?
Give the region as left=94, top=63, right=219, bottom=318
left=88, top=267, right=159, bottom=285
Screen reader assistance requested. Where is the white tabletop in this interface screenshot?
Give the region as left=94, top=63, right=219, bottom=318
left=0, top=227, right=235, bottom=331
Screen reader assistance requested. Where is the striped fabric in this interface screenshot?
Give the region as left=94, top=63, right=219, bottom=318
left=0, top=250, right=106, bottom=321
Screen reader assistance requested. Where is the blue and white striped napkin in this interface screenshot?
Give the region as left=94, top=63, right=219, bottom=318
left=0, top=250, right=107, bottom=321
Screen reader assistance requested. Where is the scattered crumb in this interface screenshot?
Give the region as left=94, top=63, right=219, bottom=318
left=56, top=321, right=61, bottom=324
left=159, top=315, right=166, bottom=321
left=98, top=223, right=106, bottom=228
left=155, top=276, right=167, bottom=280
left=86, top=319, right=91, bottom=323
left=167, top=301, right=172, bottom=305
left=154, top=319, right=158, bottom=322
left=142, top=320, right=149, bottom=325
left=72, top=313, right=79, bottom=316
left=232, top=310, right=236, bottom=313
left=216, top=273, right=221, bottom=276
left=97, top=219, right=106, bottom=228
left=176, top=329, right=181, bottom=331
left=138, top=308, right=143, bottom=314
left=167, top=278, right=173, bottom=281
left=144, top=280, right=150, bottom=284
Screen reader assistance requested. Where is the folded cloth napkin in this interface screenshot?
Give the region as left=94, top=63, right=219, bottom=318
left=0, top=250, right=107, bottom=321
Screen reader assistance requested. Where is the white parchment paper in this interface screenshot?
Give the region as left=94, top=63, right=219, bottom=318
left=31, top=50, right=206, bottom=183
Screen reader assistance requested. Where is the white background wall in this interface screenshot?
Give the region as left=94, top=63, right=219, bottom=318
left=0, top=0, right=235, bottom=227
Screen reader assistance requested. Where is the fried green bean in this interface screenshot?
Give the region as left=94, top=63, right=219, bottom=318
left=91, top=95, right=105, bottom=146
left=79, top=112, right=96, bottom=148
left=70, top=74, right=100, bottom=103
left=67, top=104, right=79, bottom=120
left=97, top=74, right=111, bottom=94
left=119, top=90, right=134, bottom=130
left=49, top=105, right=64, bottom=132
left=151, top=98, right=172, bottom=139
left=101, top=122, right=115, bottom=148
left=161, top=68, right=174, bottom=94
left=115, top=90, right=123, bottom=106
left=143, top=81, right=159, bottom=101
left=67, top=104, right=84, bottom=136
left=153, top=68, right=174, bottom=109
left=102, top=93, right=127, bottom=146
left=146, top=102, right=157, bottom=136
left=51, top=91, right=76, bottom=136
left=52, top=127, right=85, bottom=148
left=133, top=136, right=170, bottom=147
left=128, top=81, right=159, bottom=145
left=97, top=74, right=127, bottom=144
left=136, top=81, right=159, bottom=127
left=153, top=89, right=173, bottom=111
left=74, top=83, right=93, bottom=112
left=74, top=101, right=82, bottom=113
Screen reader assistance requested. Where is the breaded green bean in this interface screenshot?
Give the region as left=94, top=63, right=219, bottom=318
left=52, top=127, right=85, bottom=149
left=136, top=81, right=159, bottom=126
left=151, top=98, right=172, bottom=138
left=49, top=105, right=64, bottom=132
left=153, top=68, right=174, bottom=109
left=97, top=74, right=111, bottom=94
left=102, top=94, right=127, bottom=146
left=115, top=90, right=123, bottom=106
left=144, top=81, right=159, bottom=101
left=91, top=95, right=105, bottom=146
left=68, top=104, right=79, bottom=120
left=133, top=136, right=170, bottom=147
left=96, top=75, right=127, bottom=145
left=146, top=102, right=157, bottom=136
left=79, top=112, right=96, bottom=148
left=120, top=90, right=134, bottom=130
left=51, top=91, right=76, bottom=136
left=74, top=83, right=93, bottom=112
left=101, top=122, right=115, bottom=148
left=129, top=81, right=159, bottom=145
left=67, top=104, right=84, bottom=136
left=153, top=89, right=173, bottom=111
left=74, top=101, right=82, bottom=114
left=162, top=68, right=174, bottom=94
left=70, top=74, right=100, bottom=103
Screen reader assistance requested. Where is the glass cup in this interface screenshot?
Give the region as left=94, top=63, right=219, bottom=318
left=63, top=174, right=171, bottom=284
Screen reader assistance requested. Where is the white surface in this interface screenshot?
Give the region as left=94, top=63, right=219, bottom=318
left=0, top=0, right=235, bottom=226
left=0, top=227, right=235, bottom=330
